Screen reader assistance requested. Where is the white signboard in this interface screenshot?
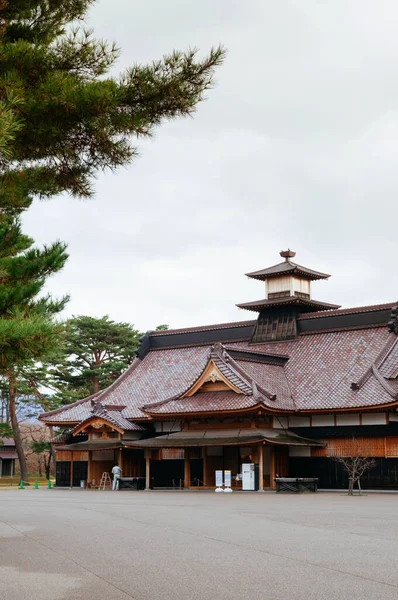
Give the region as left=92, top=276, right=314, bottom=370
left=224, top=470, right=232, bottom=488
left=215, top=470, right=223, bottom=487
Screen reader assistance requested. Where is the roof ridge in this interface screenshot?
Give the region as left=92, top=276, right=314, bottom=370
left=150, top=320, right=256, bottom=337
left=38, top=390, right=102, bottom=421
left=371, top=364, right=398, bottom=400
left=298, top=302, right=396, bottom=320
left=351, top=333, right=398, bottom=391
left=224, top=345, right=290, bottom=359
left=220, top=347, right=278, bottom=403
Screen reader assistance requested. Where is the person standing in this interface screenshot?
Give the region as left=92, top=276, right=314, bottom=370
left=111, top=464, right=122, bottom=490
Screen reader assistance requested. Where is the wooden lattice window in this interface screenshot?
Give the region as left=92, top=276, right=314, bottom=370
left=160, top=449, right=185, bottom=460
left=385, top=437, right=398, bottom=457
left=312, top=438, right=385, bottom=458
left=251, top=308, right=297, bottom=343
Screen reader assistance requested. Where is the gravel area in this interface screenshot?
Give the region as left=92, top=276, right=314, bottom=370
left=1, top=489, right=398, bottom=600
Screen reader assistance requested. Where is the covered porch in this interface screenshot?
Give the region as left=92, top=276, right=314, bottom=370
left=125, top=427, right=323, bottom=491
left=55, top=440, right=145, bottom=487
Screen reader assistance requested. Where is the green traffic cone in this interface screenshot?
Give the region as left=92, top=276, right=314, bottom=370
left=19, top=480, right=24, bottom=489
left=34, top=480, right=39, bottom=489
left=47, top=479, right=52, bottom=489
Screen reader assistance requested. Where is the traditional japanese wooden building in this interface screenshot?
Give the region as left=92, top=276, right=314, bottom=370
left=0, top=438, right=17, bottom=477
left=40, top=251, right=398, bottom=490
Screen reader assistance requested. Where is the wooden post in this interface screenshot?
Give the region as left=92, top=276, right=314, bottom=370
left=184, top=449, right=190, bottom=489
left=70, top=452, right=74, bottom=488
left=270, top=447, right=276, bottom=490
left=87, top=451, right=92, bottom=485
left=258, top=443, right=264, bottom=492
left=118, top=447, right=123, bottom=473
left=202, top=447, right=207, bottom=487
left=145, top=448, right=151, bottom=490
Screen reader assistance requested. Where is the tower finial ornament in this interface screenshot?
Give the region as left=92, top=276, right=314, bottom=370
left=280, top=249, right=296, bottom=262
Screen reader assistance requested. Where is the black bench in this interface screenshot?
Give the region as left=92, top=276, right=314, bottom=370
left=274, top=477, right=318, bottom=493
left=119, top=477, right=148, bottom=490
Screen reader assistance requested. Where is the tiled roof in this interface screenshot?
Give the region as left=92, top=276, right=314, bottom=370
left=210, top=345, right=253, bottom=395
left=298, top=303, right=395, bottom=320
left=144, top=391, right=258, bottom=414
left=142, top=343, right=293, bottom=415
left=125, top=428, right=324, bottom=448
left=245, top=260, right=330, bottom=281
left=40, top=322, right=398, bottom=423
left=71, top=404, right=144, bottom=434
left=379, top=338, right=398, bottom=378
left=50, top=431, right=72, bottom=444
left=0, top=438, right=15, bottom=446
left=230, top=328, right=397, bottom=410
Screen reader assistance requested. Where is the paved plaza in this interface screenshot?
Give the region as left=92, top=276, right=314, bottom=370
left=1, top=489, right=398, bottom=600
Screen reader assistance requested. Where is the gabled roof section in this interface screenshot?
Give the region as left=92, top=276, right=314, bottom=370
left=141, top=342, right=295, bottom=415
left=183, top=343, right=253, bottom=396
left=71, top=401, right=143, bottom=435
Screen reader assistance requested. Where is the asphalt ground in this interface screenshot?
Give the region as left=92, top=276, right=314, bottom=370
left=1, top=489, right=398, bottom=600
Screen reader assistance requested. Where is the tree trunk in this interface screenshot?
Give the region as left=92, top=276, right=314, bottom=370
left=48, top=425, right=56, bottom=465
left=8, top=374, right=28, bottom=482
left=348, top=477, right=354, bottom=495
left=45, top=453, right=51, bottom=480
left=92, top=375, right=99, bottom=394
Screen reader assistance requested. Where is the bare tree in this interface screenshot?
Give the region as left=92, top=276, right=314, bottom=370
left=330, top=437, right=376, bottom=495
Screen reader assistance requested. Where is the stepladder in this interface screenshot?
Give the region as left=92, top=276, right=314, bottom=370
left=99, top=472, right=112, bottom=490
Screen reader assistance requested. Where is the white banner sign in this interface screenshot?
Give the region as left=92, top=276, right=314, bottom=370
left=224, top=470, right=232, bottom=488
left=215, top=470, right=223, bottom=487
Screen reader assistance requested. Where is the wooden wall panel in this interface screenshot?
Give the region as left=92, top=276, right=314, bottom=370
left=385, top=437, right=398, bottom=457
left=123, top=451, right=145, bottom=477
left=56, top=451, right=71, bottom=461
left=312, top=438, right=385, bottom=458
left=55, top=450, right=88, bottom=461
left=274, top=446, right=289, bottom=477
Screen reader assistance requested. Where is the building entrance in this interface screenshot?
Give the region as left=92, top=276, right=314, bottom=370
left=151, top=459, right=184, bottom=488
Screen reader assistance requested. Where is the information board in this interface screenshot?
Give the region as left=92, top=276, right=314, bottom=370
left=224, top=470, right=232, bottom=488
left=215, top=470, right=223, bottom=487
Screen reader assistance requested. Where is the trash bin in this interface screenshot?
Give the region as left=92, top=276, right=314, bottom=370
left=80, top=480, right=86, bottom=488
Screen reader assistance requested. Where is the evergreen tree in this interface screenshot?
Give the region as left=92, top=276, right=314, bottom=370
left=0, top=1, right=225, bottom=210
left=0, top=211, right=68, bottom=480
left=51, top=315, right=142, bottom=403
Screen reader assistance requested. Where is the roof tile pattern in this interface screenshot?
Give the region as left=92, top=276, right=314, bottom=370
left=379, top=338, right=398, bottom=378
left=41, top=323, right=398, bottom=423
left=78, top=406, right=143, bottom=432
left=230, top=327, right=396, bottom=409
left=234, top=360, right=294, bottom=410
left=145, top=391, right=258, bottom=414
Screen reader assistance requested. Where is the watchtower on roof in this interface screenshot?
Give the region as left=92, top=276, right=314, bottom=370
left=237, top=250, right=340, bottom=343
left=246, top=249, right=330, bottom=301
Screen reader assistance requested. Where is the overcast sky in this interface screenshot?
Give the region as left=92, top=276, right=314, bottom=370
left=23, top=1, right=398, bottom=332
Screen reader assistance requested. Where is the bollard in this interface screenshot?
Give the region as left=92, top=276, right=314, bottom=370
left=47, top=479, right=52, bottom=489
left=19, top=480, right=25, bottom=489
left=34, top=480, right=39, bottom=489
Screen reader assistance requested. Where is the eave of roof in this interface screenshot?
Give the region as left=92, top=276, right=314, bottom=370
left=57, top=440, right=123, bottom=452
left=236, top=296, right=341, bottom=313
left=245, top=261, right=330, bottom=281
left=124, top=428, right=324, bottom=448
